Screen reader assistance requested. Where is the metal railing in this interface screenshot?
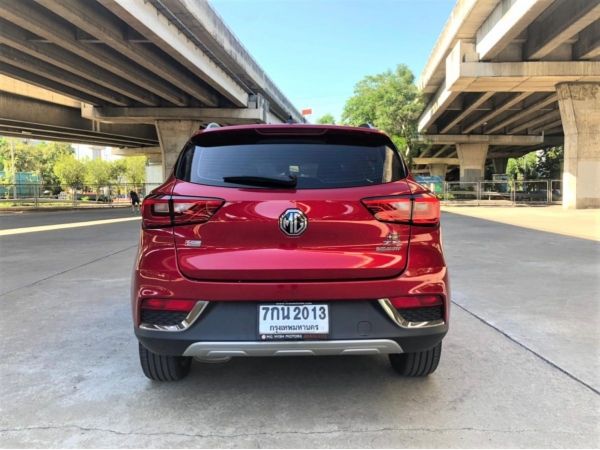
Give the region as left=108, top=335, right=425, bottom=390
left=0, top=183, right=161, bottom=208
left=0, top=180, right=564, bottom=208
left=416, top=180, right=563, bottom=205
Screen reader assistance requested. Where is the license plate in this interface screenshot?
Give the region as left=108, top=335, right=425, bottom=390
left=258, top=304, right=329, bottom=340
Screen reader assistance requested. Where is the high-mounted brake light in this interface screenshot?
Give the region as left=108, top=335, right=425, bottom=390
left=141, top=195, right=224, bottom=228
left=361, top=194, right=440, bottom=225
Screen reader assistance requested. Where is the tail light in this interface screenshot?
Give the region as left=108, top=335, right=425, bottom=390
left=141, top=298, right=197, bottom=313
left=362, top=194, right=440, bottom=225
left=142, top=195, right=224, bottom=228
left=389, top=295, right=442, bottom=309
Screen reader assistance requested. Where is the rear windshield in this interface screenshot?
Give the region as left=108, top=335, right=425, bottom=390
left=177, top=135, right=406, bottom=189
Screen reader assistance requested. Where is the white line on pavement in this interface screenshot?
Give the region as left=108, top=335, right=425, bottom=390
left=0, top=216, right=141, bottom=236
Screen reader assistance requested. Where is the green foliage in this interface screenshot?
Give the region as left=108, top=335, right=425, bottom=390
left=316, top=113, right=335, bottom=124
left=506, top=151, right=541, bottom=180
left=535, top=146, right=563, bottom=179
left=85, top=158, right=112, bottom=186
left=342, top=64, right=423, bottom=157
left=0, top=138, right=74, bottom=186
left=109, top=159, right=127, bottom=183
left=53, top=154, right=86, bottom=188
left=124, top=156, right=147, bottom=185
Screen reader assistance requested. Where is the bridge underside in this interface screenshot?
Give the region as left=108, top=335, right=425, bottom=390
left=417, top=0, right=600, bottom=208
left=0, top=0, right=304, bottom=178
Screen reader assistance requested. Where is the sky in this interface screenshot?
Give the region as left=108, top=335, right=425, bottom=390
left=210, top=0, right=455, bottom=122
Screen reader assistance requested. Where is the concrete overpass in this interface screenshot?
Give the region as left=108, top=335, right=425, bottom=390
left=417, top=0, right=600, bottom=208
left=0, top=0, right=304, bottom=177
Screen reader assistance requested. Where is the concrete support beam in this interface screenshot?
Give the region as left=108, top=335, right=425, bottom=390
left=485, top=93, right=557, bottom=134
left=35, top=0, right=218, bottom=107
left=447, top=60, right=600, bottom=92
left=0, top=20, right=160, bottom=106
left=155, top=120, right=201, bottom=180
left=0, top=0, right=189, bottom=106
left=0, top=64, right=105, bottom=105
left=492, top=157, right=508, bottom=174
left=432, top=145, right=453, bottom=157
left=0, top=75, right=79, bottom=108
left=81, top=104, right=269, bottom=125
left=456, top=142, right=489, bottom=182
left=508, top=109, right=561, bottom=134
left=0, top=92, right=157, bottom=147
left=525, top=0, right=600, bottom=60
left=476, top=0, right=554, bottom=61
left=556, top=82, right=600, bottom=209
left=428, top=163, right=448, bottom=179
left=99, top=0, right=248, bottom=107
left=463, top=92, right=532, bottom=133
left=440, top=91, right=494, bottom=133
left=158, top=0, right=304, bottom=123
left=414, top=157, right=460, bottom=166
left=418, top=40, right=477, bottom=132
left=573, top=21, right=600, bottom=60
left=418, top=134, right=545, bottom=146
left=0, top=45, right=130, bottom=106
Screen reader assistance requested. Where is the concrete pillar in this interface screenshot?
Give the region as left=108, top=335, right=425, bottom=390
left=492, top=157, right=508, bottom=175
left=155, top=120, right=201, bottom=180
left=556, top=82, right=600, bottom=209
left=456, top=143, right=488, bottom=182
left=428, top=163, right=448, bottom=180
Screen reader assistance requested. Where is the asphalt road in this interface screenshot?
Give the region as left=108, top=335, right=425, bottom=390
left=0, top=209, right=598, bottom=448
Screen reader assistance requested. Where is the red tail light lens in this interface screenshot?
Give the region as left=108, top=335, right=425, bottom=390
left=171, top=197, right=224, bottom=226
left=141, top=298, right=197, bottom=313
left=141, top=195, right=224, bottom=228
left=411, top=195, right=440, bottom=225
left=389, top=295, right=443, bottom=309
left=362, top=194, right=440, bottom=225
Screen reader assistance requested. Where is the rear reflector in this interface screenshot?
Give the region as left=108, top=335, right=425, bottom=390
left=142, top=195, right=224, bottom=228
left=361, top=194, right=440, bottom=225
left=141, top=299, right=197, bottom=313
left=389, top=295, right=443, bottom=309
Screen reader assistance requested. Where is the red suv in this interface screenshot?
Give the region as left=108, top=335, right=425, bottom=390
left=133, top=124, right=449, bottom=381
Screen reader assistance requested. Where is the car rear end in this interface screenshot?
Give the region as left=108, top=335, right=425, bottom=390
left=132, top=124, right=449, bottom=381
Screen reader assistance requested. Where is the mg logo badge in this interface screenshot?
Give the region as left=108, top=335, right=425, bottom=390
left=279, top=208, right=308, bottom=236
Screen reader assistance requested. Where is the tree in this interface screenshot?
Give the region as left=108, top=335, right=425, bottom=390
left=535, top=146, right=563, bottom=179
left=506, top=151, right=539, bottom=180
left=124, top=156, right=147, bottom=186
left=316, top=113, right=335, bottom=124
left=0, top=138, right=74, bottom=187
left=53, top=154, right=85, bottom=190
left=342, top=64, right=423, bottom=158
left=109, top=159, right=127, bottom=184
left=85, top=159, right=112, bottom=186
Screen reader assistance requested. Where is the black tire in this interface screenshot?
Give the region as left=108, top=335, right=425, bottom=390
left=389, top=342, right=442, bottom=377
left=138, top=342, right=192, bottom=381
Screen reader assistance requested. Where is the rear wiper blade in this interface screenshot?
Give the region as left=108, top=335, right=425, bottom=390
left=223, top=175, right=297, bottom=188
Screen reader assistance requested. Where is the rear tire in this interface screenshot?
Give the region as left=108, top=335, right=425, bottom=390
left=389, top=342, right=441, bottom=377
left=138, top=342, right=191, bottom=381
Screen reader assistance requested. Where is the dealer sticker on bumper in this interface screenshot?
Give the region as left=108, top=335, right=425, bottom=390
left=259, top=304, right=329, bottom=340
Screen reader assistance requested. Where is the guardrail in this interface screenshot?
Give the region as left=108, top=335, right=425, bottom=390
left=0, top=183, right=161, bottom=208
left=0, top=180, right=563, bottom=208
left=417, top=179, right=563, bottom=205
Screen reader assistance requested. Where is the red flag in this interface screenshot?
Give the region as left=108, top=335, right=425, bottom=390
left=301, top=108, right=313, bottom=116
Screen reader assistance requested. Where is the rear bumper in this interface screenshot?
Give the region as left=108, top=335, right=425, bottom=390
left=182, top=339, right=404, bottom=358
left=136, top=300, right=448, bottom=356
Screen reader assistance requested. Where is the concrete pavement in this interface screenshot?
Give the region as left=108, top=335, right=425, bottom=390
left=0, top=209, right=598, bottom=447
